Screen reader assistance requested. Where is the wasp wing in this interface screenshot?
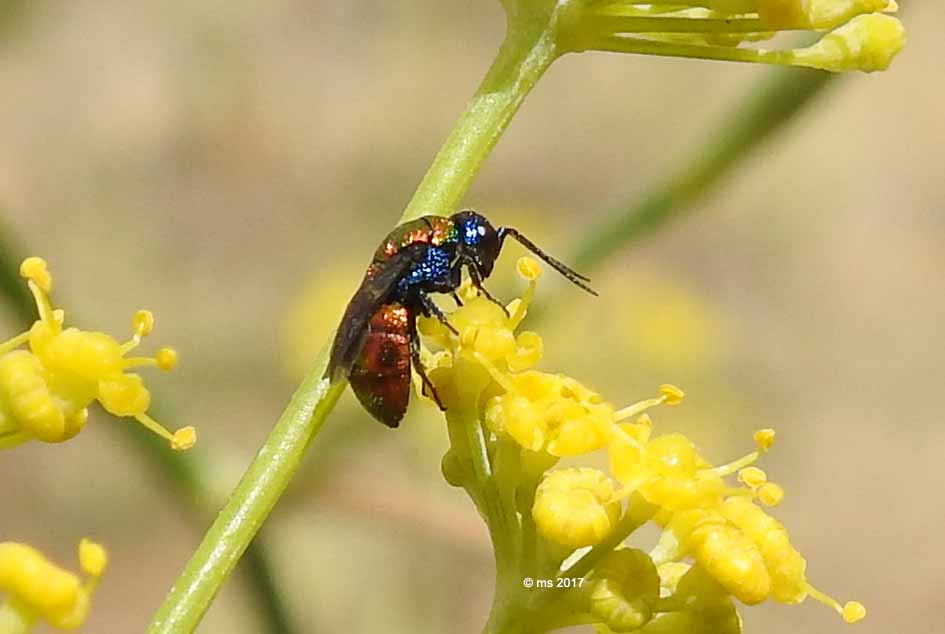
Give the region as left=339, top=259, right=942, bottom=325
left=326, top=246, right=424, bottom=382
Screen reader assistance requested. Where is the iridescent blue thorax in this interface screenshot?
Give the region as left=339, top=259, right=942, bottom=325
left=394, top=245, right=454, bottom=297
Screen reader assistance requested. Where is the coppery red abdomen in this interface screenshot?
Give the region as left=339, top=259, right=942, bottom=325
left=349, top=303, right=412, bottom=427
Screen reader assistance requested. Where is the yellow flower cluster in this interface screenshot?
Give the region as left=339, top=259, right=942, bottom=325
left=0, top=539, right=107, bottom=632
left=421, top=257, right=863, bottom=632
left=562, top=0, right=906, bottom=73
left=0, top=258, right=195, bottom=451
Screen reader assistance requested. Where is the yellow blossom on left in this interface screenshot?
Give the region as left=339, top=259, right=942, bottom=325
left=0, top=539, right=107, bottom=632
left=0, top=257, right=195, bottom=451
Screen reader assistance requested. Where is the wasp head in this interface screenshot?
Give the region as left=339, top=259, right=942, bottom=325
left=452, top=210, right=501, bottom=279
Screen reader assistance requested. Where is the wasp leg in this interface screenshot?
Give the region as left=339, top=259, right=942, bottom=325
left=468, top=267, right=509, bottom=317
left=451, top=292, right=464, bottom=307
left=410, top=333, right=446, bottom=411
left=418, top=292, right=459, bottom=335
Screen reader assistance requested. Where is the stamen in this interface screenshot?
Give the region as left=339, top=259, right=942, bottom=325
left=805, top=583, right=866, bottom=623
left=0, top=332, right=30, bottom=356
left=614, top=385, right=682, bottom=422
left=26, top=281, right=57, bottom=327
left=126, top=348, right=178, bottom=371
left=471, top=349, right=517, bottom=393
left=133, top=413, right=195, bottom=451
left=701, top=449, right=760, bottom=478
left=122, top=357, right=158, bottom=369
left=509, top=257, right=541, bottom=329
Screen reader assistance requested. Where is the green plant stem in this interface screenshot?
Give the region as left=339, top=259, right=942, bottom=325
left=148, top=5, right=562, bottom=632
left=0, top=216, right=295, bottom=634
left=401, top=4, right=559, bottom=222
left=148, top=351, right=344, bottom=633
left=572, top=67, right=835, bottom=273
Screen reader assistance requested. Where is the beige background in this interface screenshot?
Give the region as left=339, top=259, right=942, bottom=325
left=0, top=1, right=941, bottom=632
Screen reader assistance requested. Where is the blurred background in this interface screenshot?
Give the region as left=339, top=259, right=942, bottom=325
left=0, top=1, right=941, bottom=632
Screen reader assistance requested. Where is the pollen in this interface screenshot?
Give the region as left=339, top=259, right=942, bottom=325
left=19, top=257, right=52, bottom=293
left=78, top=539, right=108, bottom=577
left=155, top=347, right=179, bottom=371
left=171, top=426, right=198, bottom=451
left=843, top=601, right=867, bottom=623
left=132, top=309, right=155, bottom=337
left=516, top=256, right=543, bottom=282
left=659, top=384, right=685, bottom=406
left=754, top=428, right=777, bottom=451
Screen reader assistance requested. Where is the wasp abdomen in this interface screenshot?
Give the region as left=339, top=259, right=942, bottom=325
left=349, top=304, right=412, bottom=428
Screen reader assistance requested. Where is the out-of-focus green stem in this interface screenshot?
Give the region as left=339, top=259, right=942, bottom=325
left=148, top=4, right=562, bottom=632
left=572, top=67, right=835, bottom=273
left=0, top=217, right=296, bottom=634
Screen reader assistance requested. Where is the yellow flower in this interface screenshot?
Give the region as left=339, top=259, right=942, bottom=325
left=561, top=0, right=905, bottom=73
left=486, top=371, right=615, bottom=456
left=423, top=255, right=866, bottom=629
left=0, top=257, right=195, bottom=451
left=661, top=507, right=772, bottom=605
left=0, top=539, right=107, bottom=631
left=532, top=467, right=622, bottom=548
left=636, top=565, right=743, bottom=634
left=649, top=495, right=865, bottom=622
left=585, top=549, right=660, bottom=632
left=609, top=418, right=778, bottom=511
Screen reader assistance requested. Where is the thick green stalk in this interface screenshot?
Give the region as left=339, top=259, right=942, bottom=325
left=572, top=67, right=835, bottom=272
left=147, top=6, right=561, bottom=632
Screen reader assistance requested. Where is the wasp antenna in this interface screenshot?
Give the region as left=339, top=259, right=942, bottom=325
left=499, top=227, right=598, bottom=296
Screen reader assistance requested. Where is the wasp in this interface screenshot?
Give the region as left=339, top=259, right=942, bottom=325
left=327, top=211, right=595, bottom=428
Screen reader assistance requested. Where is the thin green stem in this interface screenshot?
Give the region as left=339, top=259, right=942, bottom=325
left=572, top=66, right=835, bottom=273
left=591, top=35, right=791, bottom=64
left=148, top=4, right=564, bottom=632
left=583, top=15, right=779, bottom=34
left=401, top=5, right=559, bottom=222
